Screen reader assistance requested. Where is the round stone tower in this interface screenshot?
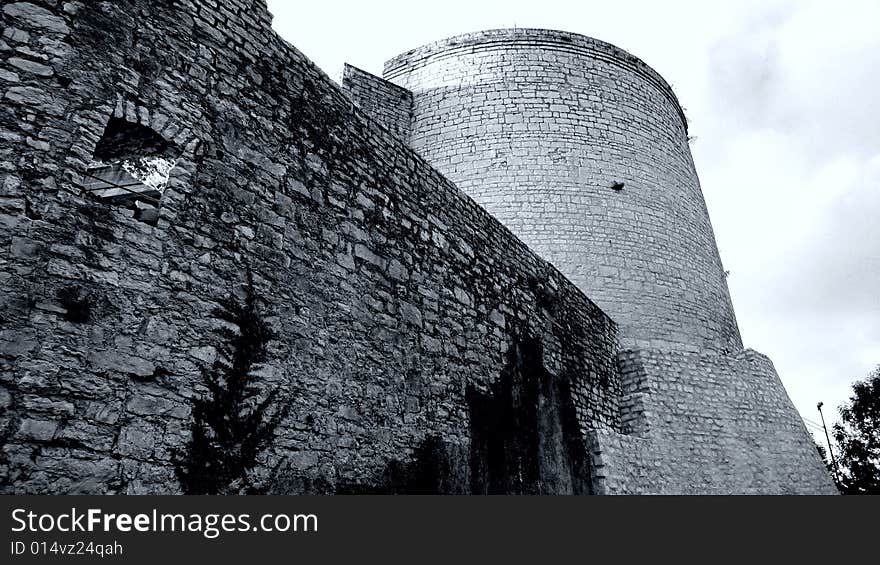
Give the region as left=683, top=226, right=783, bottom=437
left=384, top=29, right=741, bottom=352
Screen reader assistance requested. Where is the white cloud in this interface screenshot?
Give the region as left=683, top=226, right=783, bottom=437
left=691, top=0, right=880, bottom=421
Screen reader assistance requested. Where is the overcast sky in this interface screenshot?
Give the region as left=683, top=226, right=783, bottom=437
left=267, top=0, right=879, bottom=432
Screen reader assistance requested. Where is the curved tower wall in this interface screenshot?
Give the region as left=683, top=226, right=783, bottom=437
left=384, top=29, right=741, bottom=352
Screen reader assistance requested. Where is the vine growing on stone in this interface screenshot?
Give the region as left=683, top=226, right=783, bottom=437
left=175, top=275, right=288, bottom=494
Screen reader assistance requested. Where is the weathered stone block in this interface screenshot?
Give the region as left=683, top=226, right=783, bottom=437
left=3, top=3, right=70, bottom=34
left=18, top=419, right=58, bottom=441
left=8, top=57, right=53, bottom=77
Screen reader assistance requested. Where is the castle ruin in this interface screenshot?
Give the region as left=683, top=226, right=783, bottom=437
left=0, top=0, right=836, bottom=494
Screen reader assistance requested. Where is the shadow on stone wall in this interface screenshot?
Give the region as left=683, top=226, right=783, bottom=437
left=175, top=274, right=290, bottom=494
left=467, top=334, right=591, bottom=495
left=269, top=333, right=591, bottom=495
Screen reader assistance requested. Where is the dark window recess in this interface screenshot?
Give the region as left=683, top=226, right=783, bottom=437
left=611, top=181, right=625, bottom=191
left=83, top=117, right=182, bottom=224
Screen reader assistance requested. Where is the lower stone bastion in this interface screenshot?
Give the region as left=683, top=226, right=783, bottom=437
left=0, top=1, right=835, bottom=494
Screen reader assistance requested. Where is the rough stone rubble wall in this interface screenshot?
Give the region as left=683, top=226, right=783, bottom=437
left=0, top=1, right=621, bottom=493
left=384, top=29, right=742, bottom=354
left=342, top=64, right=412, bottom=142
left=588, top=349, right=838, bottom=494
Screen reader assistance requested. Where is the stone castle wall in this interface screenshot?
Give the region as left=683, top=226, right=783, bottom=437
left=342, top=64, right=412, bottom=141
left=589, top=349, right=837, bottom=494
left=382, top=29, right=742, bottom=353
left=0, top=1, right=620, bottom=494
left=353, top=29, right=835, bottom=494
left=0, top=2, right=837, bottom=495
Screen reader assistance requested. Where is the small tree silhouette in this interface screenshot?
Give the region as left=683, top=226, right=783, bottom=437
left=832, top=365, right=880, bottom=495
left=176, top=277, right=288, bottom=494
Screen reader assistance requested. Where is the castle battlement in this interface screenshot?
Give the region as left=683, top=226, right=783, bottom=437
left=384, top=28, right=688, bottom=130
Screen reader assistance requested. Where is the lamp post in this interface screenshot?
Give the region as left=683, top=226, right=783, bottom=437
left=817, top=402, right=839, bottom=476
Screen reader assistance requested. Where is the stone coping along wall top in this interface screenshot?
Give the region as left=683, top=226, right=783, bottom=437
left=383, top=28, right=688, bottom=132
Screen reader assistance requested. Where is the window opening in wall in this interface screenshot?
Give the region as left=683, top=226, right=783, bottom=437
left=611, top=181, right=625, bottom=191
left=82, top=117, right=181, bottom=225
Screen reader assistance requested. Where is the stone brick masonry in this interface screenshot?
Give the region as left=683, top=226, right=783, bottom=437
left=342, top=64, right=413, bottom=142
left=379, top=29, right=741, bottom=354
left=0, top=2, right=835, bottom=493
left=348, top=29, right=837, bottom=494
left=0, top=0, right=618, bottom=494
left=589, top=349, right=835, bottom=494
